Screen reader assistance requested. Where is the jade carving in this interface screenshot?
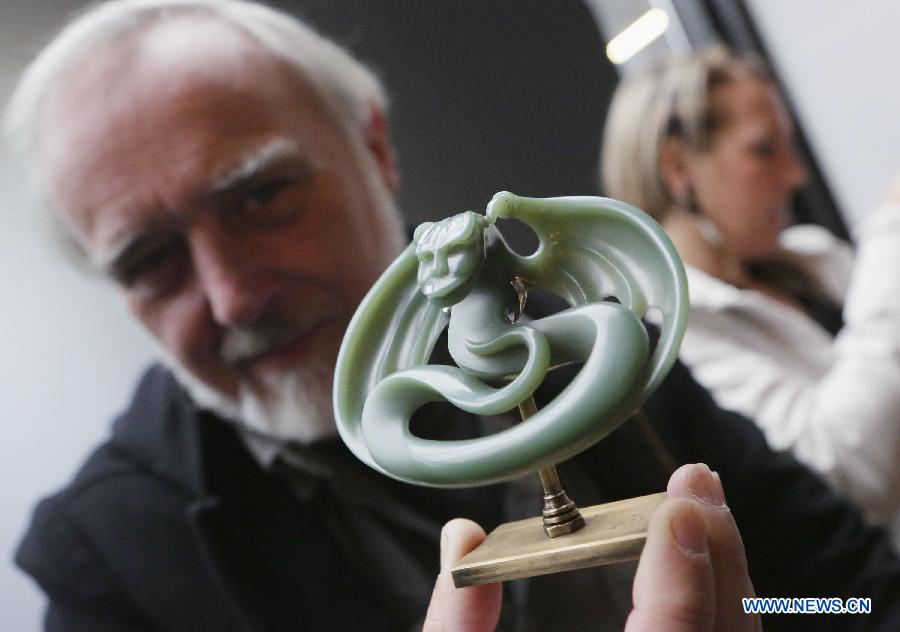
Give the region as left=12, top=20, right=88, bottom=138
left=333, top=192, right=688, bottom=487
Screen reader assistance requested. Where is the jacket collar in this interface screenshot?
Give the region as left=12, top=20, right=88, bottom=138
left=109, top=364, right=260, bottom=499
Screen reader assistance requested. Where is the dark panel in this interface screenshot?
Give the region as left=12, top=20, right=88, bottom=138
left=274, top=0, right=617, bottom=247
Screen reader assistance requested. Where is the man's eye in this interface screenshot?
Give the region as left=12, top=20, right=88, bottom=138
left=117, top=241, right=187, bottom=297
left=238, top=180, right=298, bottom=228
left=247, top=180, right=286, bottom=206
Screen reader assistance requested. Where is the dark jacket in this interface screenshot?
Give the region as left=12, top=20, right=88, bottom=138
left=16, top=363, right=900, bottom=630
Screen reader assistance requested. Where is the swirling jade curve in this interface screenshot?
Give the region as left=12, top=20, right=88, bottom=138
left=333, top=192, right=688, bottom=487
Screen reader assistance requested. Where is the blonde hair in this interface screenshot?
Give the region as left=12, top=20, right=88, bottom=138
left=600, top=47, right=768, bottom=222
left=601, top=49, right=833, bottom=312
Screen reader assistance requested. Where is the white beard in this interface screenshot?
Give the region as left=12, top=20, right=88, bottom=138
left=151, top=339, right=339, bottom=445
left=235, top=359, right=338, bottom=444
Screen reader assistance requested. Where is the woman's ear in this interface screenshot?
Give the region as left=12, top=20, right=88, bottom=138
left=366, top=105, right=400, bottom=193
left=658, top=136, right=690, bottom=202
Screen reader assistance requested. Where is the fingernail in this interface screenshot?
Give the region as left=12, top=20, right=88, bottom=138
left=687, top=464, right=726, bottom=507
left=439, top=524, right=449, bottom=571
left=671, top=505, right=709, bottom=557
left=712, top=471, right=726, bottom=503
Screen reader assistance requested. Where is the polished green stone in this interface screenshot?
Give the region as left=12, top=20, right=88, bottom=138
left=334, top=192, right=688, bottom=487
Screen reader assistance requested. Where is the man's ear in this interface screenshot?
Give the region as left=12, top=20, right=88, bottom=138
left=658, top=136, right=690, bottom=202
left=366, top=105, right=400, bottom=193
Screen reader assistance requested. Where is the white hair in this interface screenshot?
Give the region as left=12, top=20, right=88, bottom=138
left=4, top=0, right=387, bottom=219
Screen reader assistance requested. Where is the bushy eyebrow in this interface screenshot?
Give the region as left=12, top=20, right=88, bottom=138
left=93, top=226, right=159, bottom=273
left=208, top=137, right=317, bottom=194
left=92, top=137, right=321, bottom=273
left=95, top=226, right=177, bottom=281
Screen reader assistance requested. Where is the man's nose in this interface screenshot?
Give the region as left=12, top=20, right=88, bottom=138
left=188, top=224, right=274, bottom=327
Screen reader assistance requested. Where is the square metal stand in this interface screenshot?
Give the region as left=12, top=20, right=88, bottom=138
left=451, top=492, right=665, bottom=587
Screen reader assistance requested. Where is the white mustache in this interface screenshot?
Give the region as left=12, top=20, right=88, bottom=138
left=220, top=328, right=299, bottom=365
left=219, top=306, right=343, bottom=366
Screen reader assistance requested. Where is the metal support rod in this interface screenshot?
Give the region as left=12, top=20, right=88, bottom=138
left=518, top=396, right=586, bottom=538
left=510, top=278, right=584, bottom=537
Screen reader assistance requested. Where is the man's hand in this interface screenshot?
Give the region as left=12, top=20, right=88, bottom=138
left=424, top=463, right=761, bottom=631
left=423, top=519, right=501, bottom=632
left=625, top=463, right=761, bottom=631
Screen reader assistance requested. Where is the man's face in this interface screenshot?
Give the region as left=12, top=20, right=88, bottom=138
left=39, top=19, right=405, bottom=441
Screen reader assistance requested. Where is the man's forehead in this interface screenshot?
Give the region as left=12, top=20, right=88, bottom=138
left=39, top=17, right=334, bottom=260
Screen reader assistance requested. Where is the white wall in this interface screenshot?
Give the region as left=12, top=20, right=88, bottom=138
left=0, top=2, right=154, bottom=629
left=746, top=0, right=900, bottom=227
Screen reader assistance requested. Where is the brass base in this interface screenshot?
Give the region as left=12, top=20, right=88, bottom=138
left=451, top=492, right=665, bottom=587
left=541, top=488, right=586, bottom=537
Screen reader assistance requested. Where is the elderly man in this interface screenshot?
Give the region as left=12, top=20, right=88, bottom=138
left=7, top=1, right=900, bottom=631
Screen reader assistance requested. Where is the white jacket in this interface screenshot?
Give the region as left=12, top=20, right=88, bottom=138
left=680, top=207, right=900, bottom=546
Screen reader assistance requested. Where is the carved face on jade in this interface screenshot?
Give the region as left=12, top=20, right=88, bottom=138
left=413, top=211, right=487, bottom=308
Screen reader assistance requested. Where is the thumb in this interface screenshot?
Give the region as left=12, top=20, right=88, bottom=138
left=625, top=499, right=716, bottom=632
left=423, top=519, right=502, bottom=632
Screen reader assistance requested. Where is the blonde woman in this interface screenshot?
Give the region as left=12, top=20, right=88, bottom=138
left=602, top=48, right=900, bottom=545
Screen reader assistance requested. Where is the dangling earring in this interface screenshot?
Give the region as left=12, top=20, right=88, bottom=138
left=678, top=187, right=722, bottom=246
left=697, top=216, right=723, bottom=246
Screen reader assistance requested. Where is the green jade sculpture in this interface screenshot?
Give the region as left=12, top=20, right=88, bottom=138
left=334, top=191, right=688, bottom=545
